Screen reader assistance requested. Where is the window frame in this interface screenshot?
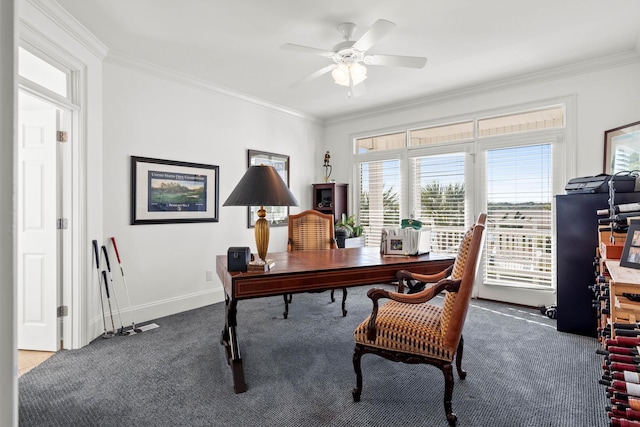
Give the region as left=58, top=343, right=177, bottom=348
left=350, top=97, right=574, bottom=295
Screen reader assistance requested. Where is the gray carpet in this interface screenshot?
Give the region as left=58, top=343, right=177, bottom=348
left=19, top=287, right=608, bottom=426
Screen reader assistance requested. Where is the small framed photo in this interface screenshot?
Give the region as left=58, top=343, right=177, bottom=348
left=620, top=221, right=640, bottom=269
left=604, top=120, right=640, bottom=174
left=131, top=156, right=219, bottom=225
left=386, top=236, right=408, bottom=255
left=247, top=150, right=290, bottom=228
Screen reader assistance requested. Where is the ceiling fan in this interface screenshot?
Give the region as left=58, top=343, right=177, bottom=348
left=281, top=19, right=427, bottom=97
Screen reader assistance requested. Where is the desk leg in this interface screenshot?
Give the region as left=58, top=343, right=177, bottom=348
left=220, top=295, right=247, bottom=393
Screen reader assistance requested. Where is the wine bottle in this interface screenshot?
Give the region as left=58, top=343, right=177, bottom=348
left=609, top=354, right=640, bottom=365
left=611, top=396, right=632, bottom=408
left=598, top=202, right=640, bottom=216
left=607, top=407, right=640, bottom=421
left=607, top=339, right=627, bottom=347
left=610, top=416, right=640, bottom=426
left=611, top=362, right=640, bottom=373
left=617, top=323, right=640, bottom=330
left=608, top=346, right=640, bottom=357
left=615, top=329, right=640, bottom=337
left=614, top=337, right=640, bottom=347
left=611, top=380, right=640, bottom=397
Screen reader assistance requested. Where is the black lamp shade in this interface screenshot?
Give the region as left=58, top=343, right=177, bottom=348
left=223, top=165, right=299, bottom=207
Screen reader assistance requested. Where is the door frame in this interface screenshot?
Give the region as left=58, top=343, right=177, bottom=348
left=18, top=36, right=86, bottom=350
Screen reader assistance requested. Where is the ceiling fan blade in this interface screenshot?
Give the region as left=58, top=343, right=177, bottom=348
left=280, top=43, right=335, bottom=58
left=352, top=19, right=396, bottom=52
left=291, top=64, right=337, bottom=87
left=365, top=54, right=427, bottom=69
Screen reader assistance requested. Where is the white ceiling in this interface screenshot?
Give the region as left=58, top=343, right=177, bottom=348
left=54, top=0, right=640, bottom=121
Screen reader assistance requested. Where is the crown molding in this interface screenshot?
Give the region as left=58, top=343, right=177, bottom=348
left=104, top=50, right=322, bottom=125
left=325, top=50, right=640, bottom=126
left=24, top=0, right=108, bottom=60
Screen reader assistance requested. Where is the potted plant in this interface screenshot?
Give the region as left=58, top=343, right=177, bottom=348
left=335, top=214, right=364, bottom=248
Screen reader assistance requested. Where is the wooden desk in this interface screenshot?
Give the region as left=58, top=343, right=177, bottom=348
left=215, top=247, right=455, bottom=393
left=606, top=260, right=640, bottom=335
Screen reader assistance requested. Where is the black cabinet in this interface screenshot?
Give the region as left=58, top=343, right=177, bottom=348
left=556, top=192, right=640, bottom=336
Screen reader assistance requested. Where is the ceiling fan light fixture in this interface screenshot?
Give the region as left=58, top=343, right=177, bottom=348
left=350, top=62, right=367, bottom=84
left=331, top=64, right=350, bottom=86
left=332, top=62, right=367, bottom=87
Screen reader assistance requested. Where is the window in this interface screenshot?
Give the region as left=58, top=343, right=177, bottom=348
left=18, top=47, right=68, bottom=97
left=410, top=121, right=473, bottom=146
left=358, top=159, right=402, bottom=248
left=484, top=144, right=553, bottom=288
left=478, top=106, right=564, bottom=137
left=410, top=152, right=467, bottom=255
left=352, top=103, right=565, bottom=295
left=356, top=131, right=406, bottom=153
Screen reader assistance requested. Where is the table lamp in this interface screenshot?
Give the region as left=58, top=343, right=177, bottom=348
left=223, top=165, right=299, bottom=265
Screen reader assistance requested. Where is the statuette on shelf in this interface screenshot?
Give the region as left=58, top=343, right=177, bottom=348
left=323, top=151, right=332, bottom=183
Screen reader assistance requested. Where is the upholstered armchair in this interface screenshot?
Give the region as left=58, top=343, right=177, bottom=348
left=285, top=209, right=346, bottom=318
left=352, top=213, right=486, bottom=426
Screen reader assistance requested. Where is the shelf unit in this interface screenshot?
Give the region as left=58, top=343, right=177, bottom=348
left=312, top=183, right=347, bottom=222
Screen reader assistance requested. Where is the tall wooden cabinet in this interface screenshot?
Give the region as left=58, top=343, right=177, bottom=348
left=312, top=183, right=347, bottom=222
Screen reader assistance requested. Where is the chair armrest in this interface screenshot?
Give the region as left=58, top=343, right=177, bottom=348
left=395, top=265, right=453, bottom=292
left=365, top=278, right=461, bottom=341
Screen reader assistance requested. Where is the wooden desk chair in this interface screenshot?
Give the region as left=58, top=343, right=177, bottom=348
left=352, top=213, right=486, bottom=426
left=285, top=209, right=346, bottom=318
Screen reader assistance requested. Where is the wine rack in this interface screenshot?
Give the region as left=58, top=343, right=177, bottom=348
left=598, top=247, right=640, bottom=425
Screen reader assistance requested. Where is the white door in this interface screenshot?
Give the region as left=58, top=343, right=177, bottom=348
left=474, top=138, right=558, bottom=308
left=17, top=92, right=59, bottom=351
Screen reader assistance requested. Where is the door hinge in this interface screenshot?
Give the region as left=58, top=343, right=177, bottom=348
left=57, top=305, right=68, bottom=317
left=56, top=131, right=68, bottom=142
left=57, top=218, right=68, bottom=230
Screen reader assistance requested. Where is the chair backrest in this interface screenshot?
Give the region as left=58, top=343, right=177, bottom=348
left=287, top=210, right=338, bottom=252
left=440, top=213, right=487, bottom=349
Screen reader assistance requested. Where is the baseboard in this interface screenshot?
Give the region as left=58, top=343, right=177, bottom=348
left=87, top=287, right=225, bottom=346
left=130, top=287, right=225, bottom=325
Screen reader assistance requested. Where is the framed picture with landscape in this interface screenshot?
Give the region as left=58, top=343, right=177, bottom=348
left=604, top=120, right=640, bottom=174
left=247, top=149, right=290, bottom=228
left=620, top=221, right=640, bottom=269
left=130, top=156, right=219, bottom=225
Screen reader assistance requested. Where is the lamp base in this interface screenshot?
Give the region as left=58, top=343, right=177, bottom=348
left=247, top=259, right=275, bottom=272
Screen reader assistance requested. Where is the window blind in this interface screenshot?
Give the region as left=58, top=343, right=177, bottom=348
left=410, top=153, right=466, bottom=255
left=484, top=144, right=553, bottom=288
left=358, top=159, right=401, bottom=248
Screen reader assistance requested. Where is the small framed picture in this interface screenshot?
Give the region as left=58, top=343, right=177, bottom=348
left=620, top=221, right=640, bottom=269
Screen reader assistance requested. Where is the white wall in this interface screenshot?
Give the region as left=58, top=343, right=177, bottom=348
left=323, top=57, right=640, bottom=188
left=1, top=2, right=16, bottom=425
left=101, top=62, right=323, bottom=331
